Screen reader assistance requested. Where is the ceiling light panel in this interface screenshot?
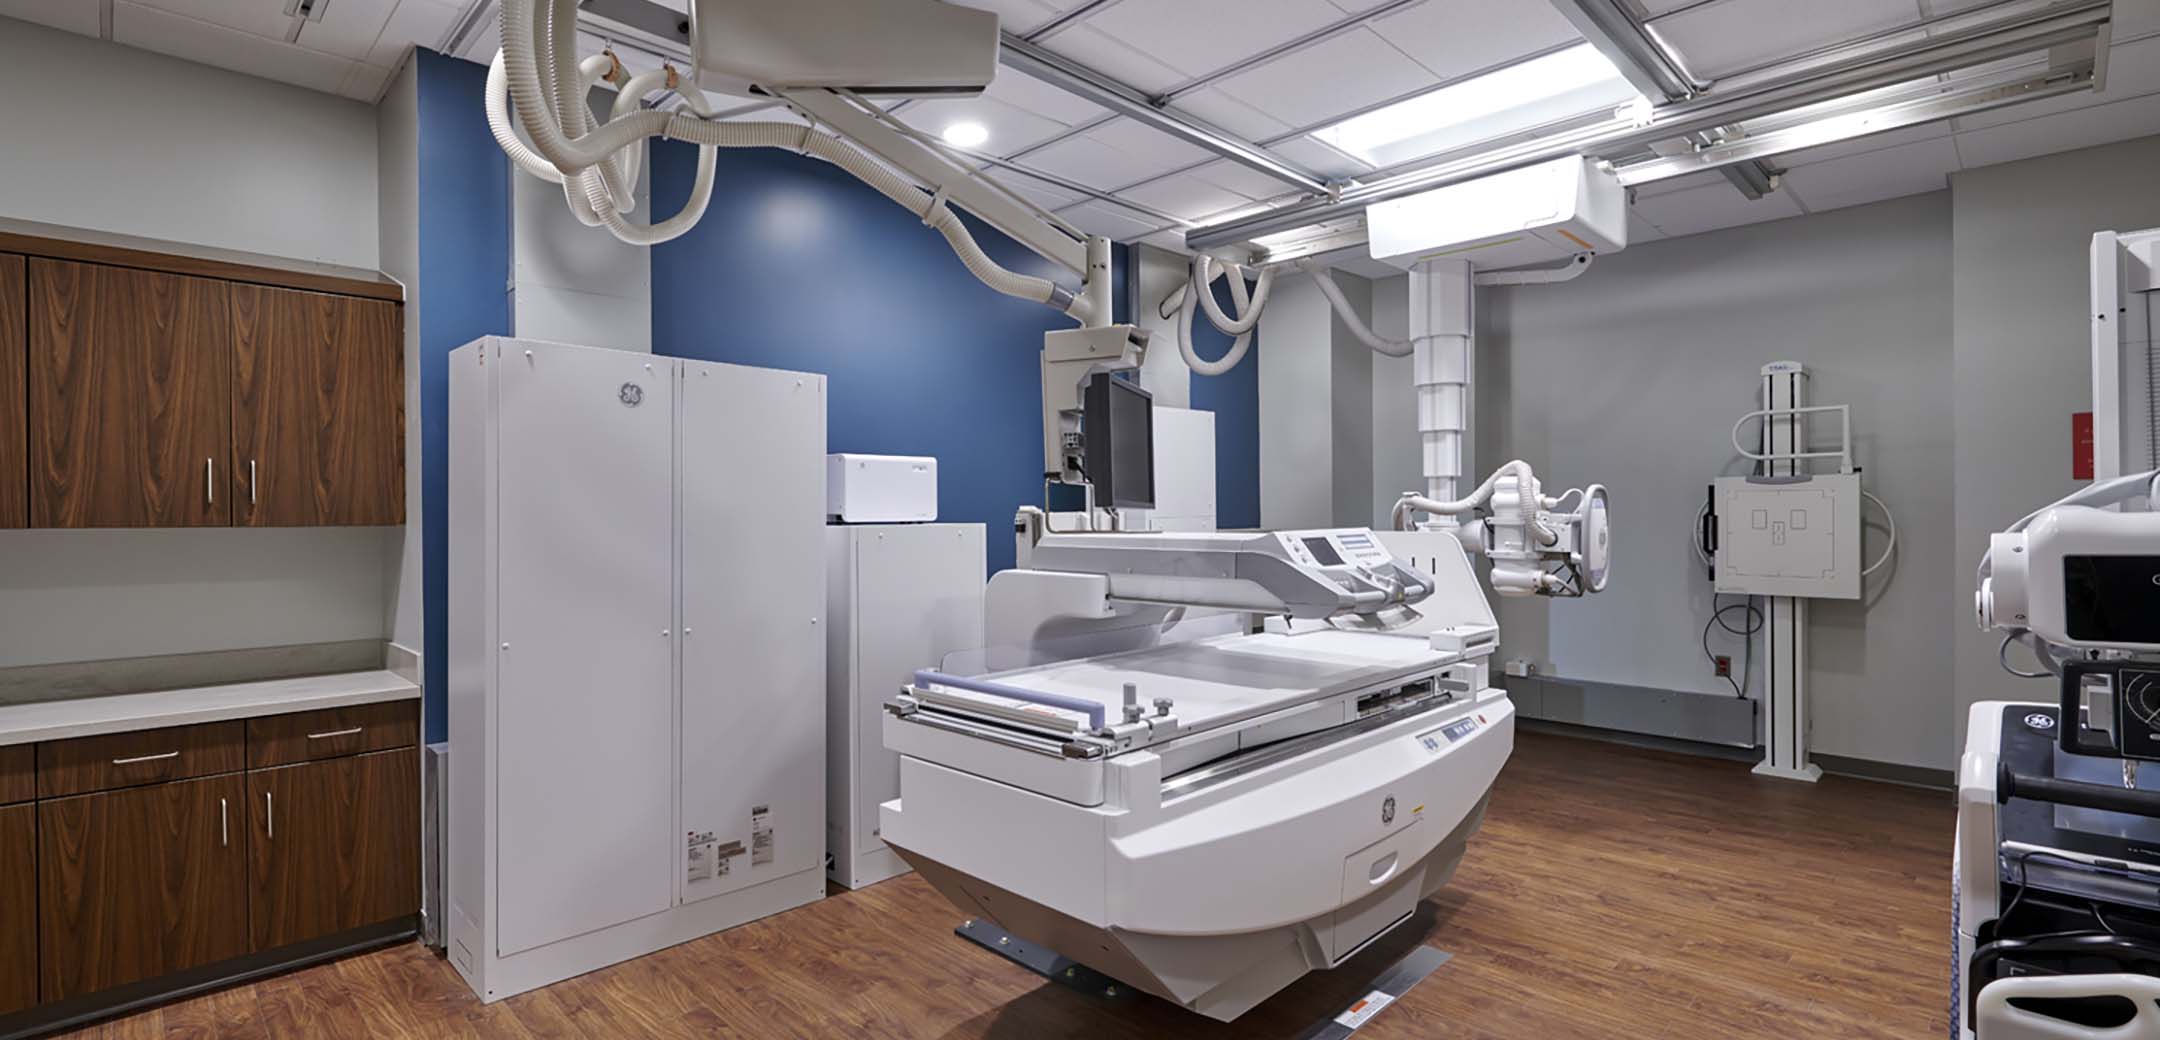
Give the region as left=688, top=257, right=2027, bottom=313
left=1309, top=44, right=1642, bottom=168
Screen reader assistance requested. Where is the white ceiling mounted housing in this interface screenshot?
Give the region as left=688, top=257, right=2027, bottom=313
left=1366, top=155, right=1627, bottom=271
left=689, top=0, right=1000, bottom=98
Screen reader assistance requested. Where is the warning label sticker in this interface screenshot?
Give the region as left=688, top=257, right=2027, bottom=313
left=751, top=805, right=774, bottom=866
left=1333, top=991, right=1395, bottom=1030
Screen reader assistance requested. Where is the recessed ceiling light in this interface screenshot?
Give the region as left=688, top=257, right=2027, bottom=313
left=1310, top=45, right=1643, bottom=168
left=941, top=122, right=989, bottom=149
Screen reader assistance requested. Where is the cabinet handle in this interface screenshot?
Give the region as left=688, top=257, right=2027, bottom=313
left=111, top=750, right=179, bottom=766
left=205, top=458, right=214, bottom=505
left=249, top=459, right=257, bottom=505
left=307, top=726, right=363, bottom=741
left=265, top=791, right=274, bottom=839
left=220, top=797, right=229, bottom=848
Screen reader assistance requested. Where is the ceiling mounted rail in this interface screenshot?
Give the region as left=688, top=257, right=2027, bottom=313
left=1184, top=0, right=2111, bottom=254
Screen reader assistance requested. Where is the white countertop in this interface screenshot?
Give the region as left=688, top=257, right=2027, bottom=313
left=0, top=670, right=420, bottom=747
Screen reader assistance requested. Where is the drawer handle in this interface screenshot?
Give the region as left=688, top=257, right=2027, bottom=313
left=111, top=750, right=179, bottom=766
left=220, top=797, right=229, bottom=848
left=265, top=791, right=274, bottom=839
left=307, top=727, right=364, bottom=741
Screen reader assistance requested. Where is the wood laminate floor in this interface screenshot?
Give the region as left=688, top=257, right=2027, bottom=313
left=58, top=730, right=1953, bottom=1039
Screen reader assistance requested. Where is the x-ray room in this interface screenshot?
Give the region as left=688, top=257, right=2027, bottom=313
left=0, top=0, right=2157, bottom=1036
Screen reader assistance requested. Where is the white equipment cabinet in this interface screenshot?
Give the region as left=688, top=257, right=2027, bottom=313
left=825, top=523, right=989, bottom=886
left=824, top=522, right=985, bottom=888
left=447, top=338, right=827, bottom=1001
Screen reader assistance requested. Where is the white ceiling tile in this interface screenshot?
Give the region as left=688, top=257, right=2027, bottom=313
left=1649, top=0, right=1922, bottom=78
left=1115, top=176, right=1253, bottom=221
left=1042, top=24, right=1189, bottom=94
left=981, top=67, right=1105, bottom=127
left=2107, top=0, right=2160, bottom=41
left=1372, top=0, right=1581, bottom=80
left=0, top=0, right=101, bottom=34
left=341, top=61, right=394, bottom=101
left=947, top=0, right=1064, bottom=35
left=902, top=95, right=1072, bottom=155
left=1084, top=118, right=1218, bottom=171
left=1061, top=201, right=1164, bottom=241
left=1954, top=91, right=2160, bottom=168
left=364, top=0, right=461, bottom=67
left=1004, top=178, right=1089, bottom=212
left=115, top=2, right=357, bottom=94
left=1777, top=135, right=1959, bottom=211
left=126, top=0, right=294, bottom=37
left=1084, top=0, right=1345, bottom=79
left=1169, top=88, right=1293, bottom=142
left=1267, top=135, right=1375, bottom=179
left=296, top=0, right=397, bottom=60
left=1217, top=27, right=1436, bottom=130
left=1190, top=158, right=1308, bottom=199
left=1628, top=179, right=1805, bottom=237
left=1138, top=228, right=1189, bottom=251
left=1765, top=121, right=1952, bottom=167
left=1336, top=256, right=1407, bottom=278
left=1024, top=124, right=1197, bottom=186
left=1953, top=35, right=2160, bottom=130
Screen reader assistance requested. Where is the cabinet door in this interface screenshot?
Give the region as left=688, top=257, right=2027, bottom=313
left=28, top=259, right=231, bottom=527
left=679, top=364, right=826, bottom=904
left=38, top=775, right=246, bottom=1000
left=0, top=254, right=23, bottom=530
left=231, top=285, right=403, bottom=526
left=0, top=803, right=33, bottom=1017
left=249, top=749, right=418, bottom=952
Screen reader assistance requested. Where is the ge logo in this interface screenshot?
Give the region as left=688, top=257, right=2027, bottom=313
left=619, top=382, right=643, bottom=407
left=2024, top=712, right=2056, bottom=731
left=2150, top=573, right=2160, bottom=587
left=1381, top=796, right=1396, bottom=825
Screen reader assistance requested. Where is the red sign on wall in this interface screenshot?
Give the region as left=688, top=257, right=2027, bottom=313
left=2074, top=411, right=2094, bottom=480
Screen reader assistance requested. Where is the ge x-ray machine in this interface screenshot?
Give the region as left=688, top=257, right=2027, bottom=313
left=485, top=0, right=1615, bottom=1021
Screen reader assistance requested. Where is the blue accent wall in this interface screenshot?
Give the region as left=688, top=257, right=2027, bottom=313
left=1187, top=278, right=1260, bottom=529
left=415, top=49, right=511, bottom=742
left=649, top=140, right=1073, bottom=574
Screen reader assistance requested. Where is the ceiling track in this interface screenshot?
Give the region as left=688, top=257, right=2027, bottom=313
left=1184, top=0, right=2112, bottom=254
left=998, top=32, right=1333, bottom=196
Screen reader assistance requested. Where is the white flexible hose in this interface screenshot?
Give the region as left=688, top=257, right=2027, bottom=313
left=1860, top=489, right=1897, bottom=576
left=1295, top=259, right=1414, bottom=358
left=1391, top=460, right=1533, bottom=528
left=1176, top=266, right=1253, bottom=376
left=1190, top=254, right=1272, bottom=336
left=493, top=0, right=1079, bottom=303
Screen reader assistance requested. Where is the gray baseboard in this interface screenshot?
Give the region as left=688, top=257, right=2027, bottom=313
left=1507, top=675, right=1951, bottom=790
left=1504, top=673, right=1757, bottom=747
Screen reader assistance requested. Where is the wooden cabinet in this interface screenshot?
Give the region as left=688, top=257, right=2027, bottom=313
left=247, top=701, right=418, bottom=770
left=37, top=774, right=247, bottom=1001
left=0, top=253, right=23, bottom=530
left=231, top=285, right=403, bottom=526
left=248, top=749, right=418, bottom=951
left=36, top=720, right=245, bottom=799
left=27, top=259, right=232, bottom=527
left=0, top=804, right=33, bottom=1017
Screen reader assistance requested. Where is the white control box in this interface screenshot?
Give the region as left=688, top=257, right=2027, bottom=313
left=826, top=454, right=937, bottom=522
left=1713, top=473, right=1861, bottom=600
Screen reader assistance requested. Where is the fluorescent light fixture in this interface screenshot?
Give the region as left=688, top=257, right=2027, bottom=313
left=941, top=122, right=989, bottom=148
left=1311, top=45, right=1644, bottom=169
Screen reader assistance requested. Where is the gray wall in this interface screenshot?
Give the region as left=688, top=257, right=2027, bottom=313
left=1260, top=272, right=1381, bottom=529
left=381, top=58, right=424, bottom=657
left=1373, top=192, right=1958, bottom=768
left=0, top=24, right=397, bottom=670
left=1950, top=134, right=2160, bottom=743
left=0, top=18, right=380, bottom=268
left=1370, top=276, right=1420, bottom=528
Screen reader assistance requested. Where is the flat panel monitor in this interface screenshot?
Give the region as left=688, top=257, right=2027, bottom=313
left=1083, top=372, right=1154, bottom=510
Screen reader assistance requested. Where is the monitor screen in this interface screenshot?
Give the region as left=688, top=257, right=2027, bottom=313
left=1083, top=373, right=1155, bottom=510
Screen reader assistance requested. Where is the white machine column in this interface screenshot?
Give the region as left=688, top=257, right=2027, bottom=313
left=1755, top=361, right=1821, bottom=782
left=1409, top=259, right=1474, bottom=508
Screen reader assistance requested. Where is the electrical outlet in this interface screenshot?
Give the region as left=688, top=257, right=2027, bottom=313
left=1713, top=655, right=1732, bottom=678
